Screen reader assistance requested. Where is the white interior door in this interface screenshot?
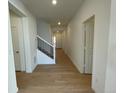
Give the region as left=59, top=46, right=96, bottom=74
left=84, top=18, right=94, bottom=74
left=55, top=32, right=62, bottom=48
left=10, top=11, right=21, bottom=71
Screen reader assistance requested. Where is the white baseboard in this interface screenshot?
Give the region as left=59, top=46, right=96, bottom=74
left=67, top=54, right=83, bottom=73
left=16, top=87, right=18, bottom=93
left=32, top=64, right=38, bottom=72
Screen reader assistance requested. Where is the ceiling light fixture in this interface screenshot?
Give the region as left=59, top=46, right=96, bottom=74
left=58, top=22, right=61, bottom=25
left=52, top=0, right=57, bottom=5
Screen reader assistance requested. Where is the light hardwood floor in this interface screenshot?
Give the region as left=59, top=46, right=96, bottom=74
left=17, top=49, right=94, bottom=93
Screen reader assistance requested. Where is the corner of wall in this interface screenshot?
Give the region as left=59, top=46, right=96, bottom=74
left=32, top=62, right=38, bottom=72
left=67, top=53, right=83, bottom=73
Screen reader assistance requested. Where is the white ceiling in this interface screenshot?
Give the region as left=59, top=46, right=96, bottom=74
left=21, top=0, right=84, bottom=26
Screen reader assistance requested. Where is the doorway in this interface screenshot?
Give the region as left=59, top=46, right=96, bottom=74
left=53, top=31, right=62, bottom=48
left=83, top=16, right=95, bottom=74
left=10, top=11, right=21, bottom=71
left=9, top=10, right=26, bottom=72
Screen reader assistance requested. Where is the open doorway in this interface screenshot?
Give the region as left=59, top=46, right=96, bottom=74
left=53, top=31, right=62, bottom=49
left=83, top=16, right=95, bottom=74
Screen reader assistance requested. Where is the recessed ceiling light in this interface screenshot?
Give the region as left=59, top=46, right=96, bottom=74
left=52, top=0, right=57, bottom=5
left=58, top=22, right=61, bottom=25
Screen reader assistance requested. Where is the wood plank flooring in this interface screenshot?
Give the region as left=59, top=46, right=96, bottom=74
left=17, top=49, right=94, bottom=93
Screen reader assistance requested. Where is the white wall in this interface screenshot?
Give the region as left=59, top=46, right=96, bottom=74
left=62, top=28, right=71, bottom=55
left=62, top=0, right=112, bottom=93
left=28, top=15, right=37, bottom=71
left=9, top=0, right=37, bottom=73
left=37, top=19, right=52, bottom=43
left=37, top=49, right=55, bottom=64
left=105, top=0, right=116, bottom=92
left=8, top=11, right=18, bottom=93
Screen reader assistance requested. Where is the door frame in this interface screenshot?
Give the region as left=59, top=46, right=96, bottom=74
left=9, top=2, right=27, bottom=72
left=82, top=15, right=95, bottom=74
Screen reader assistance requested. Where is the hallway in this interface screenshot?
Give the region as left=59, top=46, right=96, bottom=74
left=17, top=49, right=93, bottom=93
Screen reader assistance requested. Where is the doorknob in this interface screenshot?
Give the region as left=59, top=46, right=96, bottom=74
left=16, top=50, right=19, bottom=53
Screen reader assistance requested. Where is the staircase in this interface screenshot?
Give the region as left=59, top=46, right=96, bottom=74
left=37, top=35, right=56, bottom=64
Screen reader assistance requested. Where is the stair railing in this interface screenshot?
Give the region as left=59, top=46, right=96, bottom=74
left=37, top=35, right=56, bottom=62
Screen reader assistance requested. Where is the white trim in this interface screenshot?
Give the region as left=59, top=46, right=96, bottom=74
left=9, top=3, right=26, bottom=72
left=82, top=15, right=95, bottom=74
left=8, top=1, right=26, bottom=16
left=18, top=17, right=26, bottom=71
left=67, top=53, right=83, bottom=73
left=32, top=61, right=38, bottom=72
left=82, top=23, right=86, bottom=73
left=53, top=36, right=56, bottom=63
left=16, top=87, right=18, bottom=93
left=22, top=17, right=32, bottom=73
left=9, top=2, right=32, bottom=73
